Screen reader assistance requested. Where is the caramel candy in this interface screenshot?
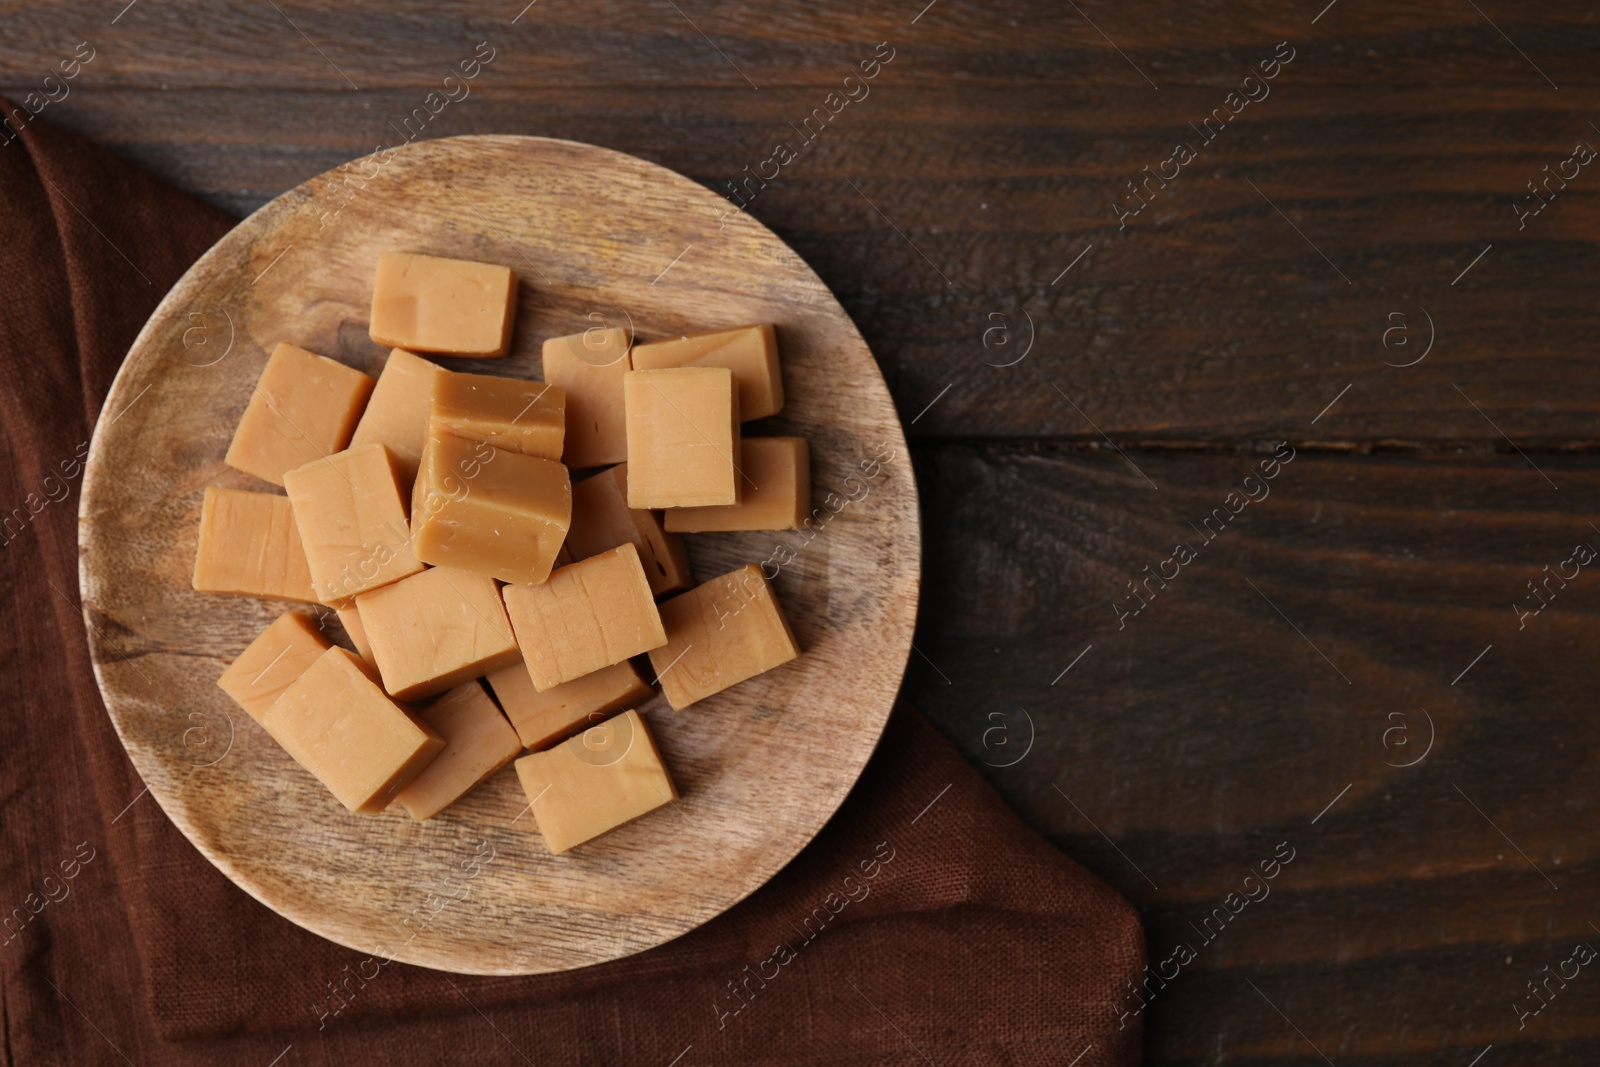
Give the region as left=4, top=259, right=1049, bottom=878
left=335, top=607, right=377, bottom=668
left=502, top=544, right=667, bottom=690
left=567, top=464, right=693, bottom=596
left=664, top=437, right=810, bottom=533
left=395, top=682, right=522, bottom=821
left=225, top=342, right=375, bottom=486
left=631, top=324, right=783, bottom=420
left=349, top=348, right=447, bottom=487
left=369, top=251, right=517, bottom=358
left=261, top=647, right=445, bottom=814
left=541, top=326, right=631, bottom=468
left=623, top=367, right=740, bottom=509
left=192, top=486, right=317, bottom=602
left=216, top=611, right=330, bottom=722
left=513, top=709, right=676, bottom=854
left=411, top=429, right=570, bottom=585
left=283, top=444, right=424, bottom=606
left=487, top=657, right=654, bottom=750
left=649, top=564, right=800, bottom=709
left=354, top=566, right=520, bottom=700
left=431, top=371, right=564, bottom=460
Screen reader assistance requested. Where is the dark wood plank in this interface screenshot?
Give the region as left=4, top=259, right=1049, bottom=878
left=3, top=3, right=1599, bottom=439
left=3, top=2, right=1599, bottom=91
left=906, top=444, right=1599, bottom=1063
left=4, top=0, right=1600, bottom=1061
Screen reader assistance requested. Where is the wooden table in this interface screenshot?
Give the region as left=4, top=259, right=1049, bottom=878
left=5, top=1, right=1596, bottom=1062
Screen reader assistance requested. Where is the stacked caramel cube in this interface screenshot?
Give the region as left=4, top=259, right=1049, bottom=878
left=192, top=251, right=812, bottom=854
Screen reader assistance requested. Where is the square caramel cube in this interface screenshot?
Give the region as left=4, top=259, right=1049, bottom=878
left=501, top=544, right=666, bottom=690
left=541, top=326, right=631, bottom=468
left=283, top=444, right=424, bottom=607
left=431, top=371, right=564, bottom=460
left=369, top=251, right=517, bottom=358
left=349, top=348, right=448, bottom=488
left=216, top=611, right=330, bottom=723
left=664, top=437, right=810, bottom=533
left=192, top=486, right=317, bottom=602
left=261, top=647, right=445, bottom=814
left=354, top=566, right=521, bottom=700
left=513, top=709, right=676, bottom=854
left=487, top=657, right=654, bottom=750
left=567, top=464, right=693, bottom=596
left=631, top=324, right=783, bottom=420
left=225, top=342, right=375, bottom=486
left=394, top=682, right=522, bottom=821
left=411, top=429, right=571, bottom=585
left=623, top=366, right=740, bottom=508
left=648, top=564, right=800, bottom=709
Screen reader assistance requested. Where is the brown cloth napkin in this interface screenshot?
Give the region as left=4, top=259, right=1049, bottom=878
left=0, top=109, right=1144, bottom=1066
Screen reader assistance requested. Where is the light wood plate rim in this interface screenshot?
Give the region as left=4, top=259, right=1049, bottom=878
left=78, top=134, right=920, bottom=975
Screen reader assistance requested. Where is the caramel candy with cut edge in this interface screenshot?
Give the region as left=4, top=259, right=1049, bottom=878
left=541, top=326, right=631, bottom=468
left=430, top=371, right=564, bottom=460
left=225, top=342, right=375, bottom=487
left=567, top=464, right=693, bottom=596
left=631, top=324, right=783, bottom=421
left=501, top=543, right=667, bottom=691
left=395, top=682, right=522, bottom=821
left=487, top=657, right=654, bottom=750
left=664, top=437, right=810, bottom=533
left=335, top=607, right=377, bottom=668
left=623, top=366, right=740, bottom=509
left=349, top=348, right=448, bottom=489
left=369, top=251, right=517, bottom=358
left=410, top=429, right=570, bottom=585
left=649, top=564, right=800, bottom=710
left=216, top=611, right=330, bottom=723
left=283, top=444, right=425, bottom=607
left=354, top=566, right=521, bottom=701
left=192, top=486, right=317, bottom=603
left=513, top=709, right=676, bottom=854
left=261, top=647, right=445, bottom=814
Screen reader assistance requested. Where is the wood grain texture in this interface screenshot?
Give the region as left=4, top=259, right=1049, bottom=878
left=6, top=2, right=1600, bottom=440
left=77, top=135, right=920, bottom=975
left=906, top=445, right=1598, bottom=1064
left=7, top=0, right=1597, bottom=1058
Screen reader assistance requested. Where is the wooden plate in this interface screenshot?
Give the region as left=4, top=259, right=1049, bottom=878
left=78, top=135, right=919, bottom=975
